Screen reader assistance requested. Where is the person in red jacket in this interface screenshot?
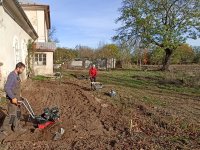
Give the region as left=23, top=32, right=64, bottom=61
left=89, top=64, right=97, bottom=83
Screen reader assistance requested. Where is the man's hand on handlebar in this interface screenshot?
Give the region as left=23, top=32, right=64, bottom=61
left=11, top=98, right=18, bottom=105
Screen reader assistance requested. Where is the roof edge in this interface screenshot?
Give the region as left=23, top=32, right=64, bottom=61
left=13, top=0, right=38, bottom=39
left=2, top=0, right=38, bottom=40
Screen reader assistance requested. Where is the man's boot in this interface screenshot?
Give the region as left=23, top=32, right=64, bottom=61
left=0, top=131, right=8, bottom=143
left=13, top=119, right=27, bottom=133
left=0, top=143, right=9, bottom=150
left=0, top=129, right=11, bottom=144
left=0, top=115, right=13, bottom=143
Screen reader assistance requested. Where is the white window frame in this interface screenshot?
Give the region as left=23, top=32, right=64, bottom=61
left=34, top=53, right=47, bottom=66
left=13, top=38, right=21, bottom=64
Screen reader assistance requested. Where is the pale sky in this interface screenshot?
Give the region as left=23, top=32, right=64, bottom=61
left=33, top=0, right=199, bottom=48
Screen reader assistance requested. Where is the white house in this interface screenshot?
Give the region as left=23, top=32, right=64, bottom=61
left=21, top=3, right=56, bottom=75
left=0, top=0, right=56, bottom=88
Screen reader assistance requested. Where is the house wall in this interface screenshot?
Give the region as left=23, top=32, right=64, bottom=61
left=23, top=10, right=48, bottom=42
left=71, top=61, right=83, bottom=67
left=0, top=6, right=33, bottom=89
left=107, top=58, right=116, bottom=69
left=96, top=58, right=116, bottom=70
left=34, top=52, right=53, bottom=75
left=67, top=60, right=91, bottom=69
left=85, top=60, right=92, bottom=68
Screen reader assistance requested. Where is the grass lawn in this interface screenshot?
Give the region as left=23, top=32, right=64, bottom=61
left=31, top=75, right=51, bottom=81
left=98, top=70, right=200, bottom=96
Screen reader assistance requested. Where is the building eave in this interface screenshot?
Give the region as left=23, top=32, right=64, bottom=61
left=1, top=0, right=38, bottom=40
left=35, top=42, right=56, bottom=52
left=35, top=49, right=55, bottom=52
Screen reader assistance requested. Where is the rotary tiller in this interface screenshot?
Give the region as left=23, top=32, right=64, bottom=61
left=19, top=97, right=60, bottom=129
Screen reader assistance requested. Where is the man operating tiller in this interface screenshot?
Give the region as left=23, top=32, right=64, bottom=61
left=89, top=64, right=97, bottom=89
left=0, top=62, right=26, bottom=142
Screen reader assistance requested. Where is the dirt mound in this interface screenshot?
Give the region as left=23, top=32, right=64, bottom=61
left=2, top=80, right=130, bottom=149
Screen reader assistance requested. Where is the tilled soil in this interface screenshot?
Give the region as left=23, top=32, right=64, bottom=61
left=2, top=79, right=130, bottom=150
left=1, top=79, right=200, bottom=150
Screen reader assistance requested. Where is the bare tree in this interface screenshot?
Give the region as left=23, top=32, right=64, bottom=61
left=48, top=26, right=59, bottom=43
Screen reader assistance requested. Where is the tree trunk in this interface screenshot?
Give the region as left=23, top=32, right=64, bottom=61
left=139, top=58, right=142, bottom=70
left=106, top=58, right=108, bottom=71
left=162, top=48, right=173, bottom=71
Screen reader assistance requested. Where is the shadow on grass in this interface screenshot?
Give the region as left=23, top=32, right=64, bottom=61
left=100, top=75, right=151, bottom=89
left=132, top=75, right=184, bottom=86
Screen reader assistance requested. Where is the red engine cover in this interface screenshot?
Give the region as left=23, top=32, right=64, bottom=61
left=38, top=121, right=54, bottom=129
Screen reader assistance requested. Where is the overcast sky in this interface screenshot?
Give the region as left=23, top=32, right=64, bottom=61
left=35, top=0, right=199, bottom=48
